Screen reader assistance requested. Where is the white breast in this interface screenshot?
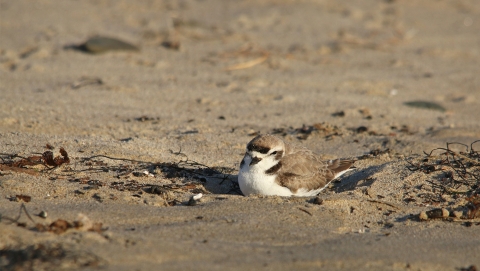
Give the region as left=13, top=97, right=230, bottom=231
left=238, top=157, right=293, bottom=197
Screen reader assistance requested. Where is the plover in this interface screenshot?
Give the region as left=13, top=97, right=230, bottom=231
left=238, top=134, right=354, bottom=197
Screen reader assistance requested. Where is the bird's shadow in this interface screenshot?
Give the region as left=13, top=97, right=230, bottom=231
left=333, top=163, right=390, bottom=193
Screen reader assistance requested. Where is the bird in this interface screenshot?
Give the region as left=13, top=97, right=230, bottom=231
left=238, top=134, right=355, bottom=197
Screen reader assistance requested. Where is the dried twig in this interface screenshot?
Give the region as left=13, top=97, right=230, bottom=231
left=225, top=54, right=269, bottom=71
left=0, top=203, right=36, bottom=225
left=405, top=141, right=480, bottom=203
left=366, top=199, right=402, bottom=210
left=298, top=207, right=313, bottom=216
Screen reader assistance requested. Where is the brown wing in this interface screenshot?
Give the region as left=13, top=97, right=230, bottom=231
left=274, top=148, right=336, bottom=193
left=327, top=159, right=355, bottom=177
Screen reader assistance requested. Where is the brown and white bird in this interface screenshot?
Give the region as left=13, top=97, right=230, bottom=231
left=238, top=134, right=355, bottom=197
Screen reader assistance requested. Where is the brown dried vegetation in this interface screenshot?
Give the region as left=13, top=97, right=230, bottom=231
left=408, top=141, right=480, bottom=221
left=0, top=147, right=70, bottom=175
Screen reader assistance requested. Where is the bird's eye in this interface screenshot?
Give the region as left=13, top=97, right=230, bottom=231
left=271, top=151, right=277, bottom=155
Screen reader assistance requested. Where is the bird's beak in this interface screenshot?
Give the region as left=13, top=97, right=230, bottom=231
left=250, top=156, right=262, bottom=166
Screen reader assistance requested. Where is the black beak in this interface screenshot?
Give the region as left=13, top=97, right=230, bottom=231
left=250, top=156, right=262, bottom=166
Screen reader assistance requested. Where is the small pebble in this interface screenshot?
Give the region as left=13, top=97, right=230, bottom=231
left=38, top=211, right=48, bottom=218
left=453, top=211, right=463, bottom=219
left=419, top=211, right=428, bottom=221
left=188, top=193, right=203, bottom=206
left=356, top=126, right=368, bottom=133
left=441, top=208, right=450, bottom=218
left=313, top=197, right=324, bottom=205
left=192, top=193, right=203, bottom=201
left=143, top=170, right=154, bottom=177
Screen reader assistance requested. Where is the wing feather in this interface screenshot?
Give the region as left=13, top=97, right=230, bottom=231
left=275, top=147, right=354, bottom=193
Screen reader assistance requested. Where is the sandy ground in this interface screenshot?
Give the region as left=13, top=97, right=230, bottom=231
left=1, top=0, right=480, bottom=270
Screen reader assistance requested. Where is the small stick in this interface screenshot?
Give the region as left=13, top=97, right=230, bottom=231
left=0, top=203, right=36, bottom=225
left=225, top=54, right=269, bottom=71
left=366, top=199, right=402, bottom=210
left=298, top=207, right=313, bottom=216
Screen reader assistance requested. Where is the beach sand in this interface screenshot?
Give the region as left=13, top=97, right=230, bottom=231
left=1, top=0, right=479, bottom=270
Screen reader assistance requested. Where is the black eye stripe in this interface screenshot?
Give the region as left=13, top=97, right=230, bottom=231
left=247, top=144, right=270, bottom=154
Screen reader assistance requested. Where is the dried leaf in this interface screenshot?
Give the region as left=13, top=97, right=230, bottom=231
left=55, top=147, right=70, bottom=165
left=42, top=151, right=56, bottom=166
left=42, top=148, right=70, bottom=167
left=16, top=194, right=32, bottom=202
left=49, top=219, right=72, bottom=234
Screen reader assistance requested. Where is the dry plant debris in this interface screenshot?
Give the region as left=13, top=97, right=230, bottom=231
left=406, top=141, right=479, bottom=197
left=271, top=122, right=342, bottom=140
left=0, top=147, right=70, bottom=173
left=0, top=204, right=104, bottom=234
left=269, top=121, right=412, bottom=141
left=407, top=141, right=480, bottom=220
left=79, top=150, right=233, bottom=179
left=14, top=194, right=32, bottom=203
left=1, top=145, right=235, bottom=203
left=36, top=213, right=104, bottom=234
left=42, top=147, right=70, bottom=167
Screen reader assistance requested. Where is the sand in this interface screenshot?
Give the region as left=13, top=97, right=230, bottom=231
left=1, top=0, right=480, bottom=270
